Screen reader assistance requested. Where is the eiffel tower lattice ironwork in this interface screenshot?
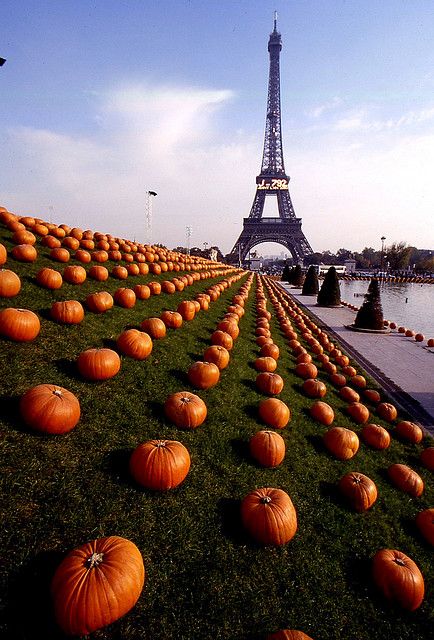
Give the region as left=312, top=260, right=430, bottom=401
left=227, top=14, right=313, bottom=265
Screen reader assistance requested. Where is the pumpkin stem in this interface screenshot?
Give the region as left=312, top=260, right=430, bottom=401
left=180, top=396, right=191, bottom=404
left=260, top=496, right=272, bottom=504
left=53, top=389, right=63, bottom=397
left=394, top=557, right=406, bottom=567
left=86, top=552, right=104, bottom=569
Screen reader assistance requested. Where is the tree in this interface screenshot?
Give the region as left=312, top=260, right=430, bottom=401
left=354, top=279, right=384, bottom=330
left=302, top=265, right=319, bottom=295
left=317, top=267, right=341, bottom=306
left=385, top=242, right=412, bottom=271
left=336, top=248, right=353, bottom=263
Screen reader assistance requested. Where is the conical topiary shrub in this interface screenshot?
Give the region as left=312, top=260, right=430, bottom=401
left=302, top=265, right=319, bottom=295
left=281, top=263, right=291, bottom=283
left=317, top=266, right=341, bottom=306
left=292, top=264, right=304, bottom=287
left=354, top=278, right=384, bottom=330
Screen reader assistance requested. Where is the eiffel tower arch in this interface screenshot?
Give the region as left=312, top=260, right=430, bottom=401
left=227, top=14, right=313, bottom=265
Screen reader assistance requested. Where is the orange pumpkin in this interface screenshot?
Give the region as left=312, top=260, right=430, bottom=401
left=49, top=247, right=70, bottom=263
left=203, top=345, right=230, bottom=370
left=346, top=402, right=370, bottom=424
left=395, top=420, right=423, bottom=444
left=116, top=329, right=152, bottom=360
left=63, top=265, right=87, bottom=284
left=86, top=291, right=114, bottom=313
left=260, top=342, right=280, bottom=360
left=339, top=386, right=360, bottom=403
left=0, top=269, right=21, bottom=297
left=372, top=549, right=424, bottom=611
left=295, top=362, right=318, bottom=379
left=164, top=391, right=207, bottom=429
left=254, top=356, right=277, bottom=372
left=323, top=427, right=359, bottom=460
left=241, top=487, right=297, bottom=546
left=12, top=243, right=38, bottom=262
left=309, top=401, right=334, bottom=426
left=350, top=374, right=367, bottom=389
left=50, top=300, right=85, bottom=325
left=338, top=472, right=377, bottom=512
left=415, top=508, right=434, bottom=546
left=361, top=423, right=390, bottom=450
left=210, top=330, right=233, bottom=350
left=0, top=307, right=40, bottom=341
left=258, top=397, right=290, bottom=429
left=134, top=284, right=151, bottom=300
left=114, top=287, right=136, bottom=308
left=51, top=536, right=145, bottom=636
left=256, top=372, right=284, bottom=395
left=20, top=384, right=80, bottom=434
left=420, top=446, right=434, bottom=471
left=377, top=402, right=398, bottom=422
left=302, top=378, right=327, bottom=399
left=140, top=317, right=166, bottom=339
left=160, top=310, right=183, bottom=329
left=387, top=463, right=424, bottom=497
left=188, top=361, right=220, bottom=389
left=130, top=440, right=190, bottom=490
left=267, top=630, right=314, bottom=640
left=249, top=430, right=285, bottom=467
left=363, top=389, right=381, bottom=404
left=177, top=300, right=196, bottom=321
left=77, top=348, right=121, bottom=381
left=0, top=242, right=7, bottom=265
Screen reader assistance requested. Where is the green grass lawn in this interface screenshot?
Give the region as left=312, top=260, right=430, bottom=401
left=1, top=222, right=433, bottom=640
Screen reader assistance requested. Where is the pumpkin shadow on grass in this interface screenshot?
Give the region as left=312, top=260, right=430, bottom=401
left=102, top=447, right=135, bottom=487
left=306, top=433, right=324, bottom=455
left=147, top=400, right=167, bottom=422
left=240, top=378, right=257, bottom=392
left=318, top=480, right=347, bottom=510
left=230, top=438, right=251, bottom=464
left=242, top=403, right=259, bottom=421
left=168, top=368, right=190, bottom=386
left=38, top=307, right=53, bottom=321
left=0, top=394, right=23, bottom=432
left=5, top=549, right=63, bottom=639
left=102, top=337, right=117, bottom=349
left=54, top=358, right=82, bottom=381
left=218, top=497, right=251, bottom=545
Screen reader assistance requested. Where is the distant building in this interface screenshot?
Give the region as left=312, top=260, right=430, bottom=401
left=249, top=258, right=262, bottom=271
left=344, top=259, right=356, bottom=273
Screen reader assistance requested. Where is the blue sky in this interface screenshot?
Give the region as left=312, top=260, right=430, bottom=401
left=2, top=1, right=434, bottom=255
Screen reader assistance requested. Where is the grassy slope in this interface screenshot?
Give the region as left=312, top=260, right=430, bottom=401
left=0, top=224, right=433, bottom=640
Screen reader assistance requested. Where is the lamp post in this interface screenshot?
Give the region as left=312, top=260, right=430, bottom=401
left=380, top=236, right=386, bottom=280
left=186, top=225, right=192, bottom=256
left=145, top=190, right=157, bottom=244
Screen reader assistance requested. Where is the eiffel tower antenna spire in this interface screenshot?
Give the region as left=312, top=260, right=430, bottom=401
left=227, top=15, right=313, bottom=266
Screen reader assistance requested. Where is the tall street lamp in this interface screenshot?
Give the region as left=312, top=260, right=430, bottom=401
left=380, top=236, right=386, bottom=279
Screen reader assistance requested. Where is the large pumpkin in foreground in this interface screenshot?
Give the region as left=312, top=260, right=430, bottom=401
left=267, top=631, right=314, bottom=640
left=372, top=548, right=424, bottom=611
left=51, top=536, right=145, bottom=636
left=241, top=487, right=297, bottom=545
left=129, top=440, right=190, bottom=490
left=20, top=384, right=80, bottom=434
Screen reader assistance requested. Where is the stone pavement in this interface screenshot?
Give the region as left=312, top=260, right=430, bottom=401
left=278, top=283, right=434, bottom=434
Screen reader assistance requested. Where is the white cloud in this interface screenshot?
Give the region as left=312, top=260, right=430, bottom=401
left=309, top=96, right=343, bottom=118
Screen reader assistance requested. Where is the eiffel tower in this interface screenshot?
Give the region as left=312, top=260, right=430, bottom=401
left=227, top=13, right=313, bottom=265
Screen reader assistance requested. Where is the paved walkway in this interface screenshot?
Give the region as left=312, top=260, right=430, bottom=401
left=278, top=283, right=434, bottom=433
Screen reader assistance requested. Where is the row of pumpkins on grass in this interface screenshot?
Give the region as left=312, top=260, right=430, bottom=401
left=0, top=206, right=223, bottom=270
